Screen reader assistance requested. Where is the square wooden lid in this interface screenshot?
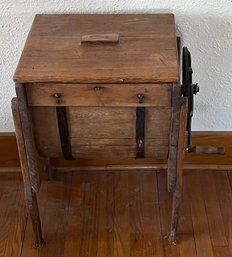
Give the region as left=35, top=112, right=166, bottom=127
left=14, top=14, right=179, bottom=83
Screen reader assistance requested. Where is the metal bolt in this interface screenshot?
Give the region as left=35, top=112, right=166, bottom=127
left=136, top=93, right=145, bottom=103
left=193, top=83, right=199, bottom=95
left=52, top=93, right=62, bottom=104
left=138, top=139, right=143, bottom=148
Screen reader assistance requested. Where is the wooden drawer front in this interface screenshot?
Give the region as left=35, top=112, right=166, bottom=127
left=26, top=83, right=171, bottom=107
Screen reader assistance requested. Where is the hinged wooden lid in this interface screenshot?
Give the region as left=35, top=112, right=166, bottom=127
left=14, top=14, right=179, bottom=84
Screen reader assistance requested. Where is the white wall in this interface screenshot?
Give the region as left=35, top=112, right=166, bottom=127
left=0, top=1, right=232, bottom=131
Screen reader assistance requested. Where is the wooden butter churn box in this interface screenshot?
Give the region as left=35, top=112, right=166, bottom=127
left=12, top=14, right=224, bottom=247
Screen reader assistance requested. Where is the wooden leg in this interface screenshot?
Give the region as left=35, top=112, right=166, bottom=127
left=45, top=158, right=54, bottom=181
left=166, top=97, right=188, bottom=245
left=12, top=94, right=45, bottom=248
left=166, top=186, right=182, bottom=245
left=167, top=85, right=181, bottom=192
left=28, top=191, right=45, bottom=247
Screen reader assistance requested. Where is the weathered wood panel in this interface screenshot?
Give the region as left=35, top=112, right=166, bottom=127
left=26, top=84, right=171, bottom=107
left=68, top=107, right=171, bottom=139
left=30, top=106, right=171, bottom=159
left=31, top=107, right=62, bottom=157
left=14, top=14, right=179, bottom=84
left=70, top=138, right=169, bottom=159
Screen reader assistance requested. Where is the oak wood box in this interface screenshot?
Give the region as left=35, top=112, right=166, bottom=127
left=12, top=14, right=186, bottom=247
left=14, top=14, right=179, bottom=160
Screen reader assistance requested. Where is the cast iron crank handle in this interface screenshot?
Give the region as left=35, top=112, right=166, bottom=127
left=181, top=47, right=225, bottom=156
left=188, top=145, right=225, bottom=155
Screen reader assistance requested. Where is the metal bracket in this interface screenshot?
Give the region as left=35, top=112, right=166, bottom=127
left=136, top=107, right=145, bottom=158
left=56, top=107, right=76, bottom=160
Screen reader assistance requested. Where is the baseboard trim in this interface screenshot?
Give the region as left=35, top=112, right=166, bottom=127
left=0, top=132, right=232, bottom=171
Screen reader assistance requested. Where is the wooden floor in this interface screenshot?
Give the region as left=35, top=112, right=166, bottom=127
left=0, top=170, right=232, bottom=257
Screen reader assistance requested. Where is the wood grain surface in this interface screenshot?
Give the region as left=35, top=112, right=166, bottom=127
left=81, top=33, right=120, bottom=44
left=1, top=170, right=232, bottom=256
left=0, top=172, right=26, bottom=257
left=13, top=14, right=179, bottom=83
left=30, top=106, right=171, bottom=159
left=26, top=83, right=171, bottom=107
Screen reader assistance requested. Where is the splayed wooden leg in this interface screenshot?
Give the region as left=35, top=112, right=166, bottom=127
left=166, top=97, right=188, bottom=245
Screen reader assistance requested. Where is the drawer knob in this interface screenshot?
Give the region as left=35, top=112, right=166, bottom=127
left=136, top=93, right=145, bottom=103
left=52, top=93, right=62, bottom=104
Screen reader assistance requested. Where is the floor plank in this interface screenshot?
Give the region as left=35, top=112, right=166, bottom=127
left=63, top=171, right=87, bottom=257
left=214, top=171, right=232, bottom=257
left=200, top=172, right=227, bottom=247
left=68, top=171, right=99, bottom=257
left=96, top=171, right=114, bottom=257
left=112, top=171, right=129, bottom=257
left=0, top=172, right=26, bottom=257
left=214, top=246, right=231, bottom=257
left=177, top=172, right=197, bottom=257
left=38, top=172, right=72, bottom=257
left=0, top=170, right=232, bottom=257
left=129, top=170, right=164, bottom=257
left=185, top=172, right=215, bottom=257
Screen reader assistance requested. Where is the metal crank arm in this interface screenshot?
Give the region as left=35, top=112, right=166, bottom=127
left=181, top=47, right=225, bottom=155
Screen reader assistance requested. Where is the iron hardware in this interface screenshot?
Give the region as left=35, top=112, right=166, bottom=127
left=181, top=47, right=224, bottom=155
left=136, top=107, right=145, bottom=158
left=52, top=93, right=62, bottom=104
left=136, top=93, right=145, bottom=103
left=56, top=107, right=76, bottom=160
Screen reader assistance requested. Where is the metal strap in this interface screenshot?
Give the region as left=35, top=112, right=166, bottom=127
left=136, top=107, right=145, bottom=158
left=56, top=107, right=75, bottom=160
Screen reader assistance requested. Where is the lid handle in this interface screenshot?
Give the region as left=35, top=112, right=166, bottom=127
left=81, top=33, right=119, bottom=44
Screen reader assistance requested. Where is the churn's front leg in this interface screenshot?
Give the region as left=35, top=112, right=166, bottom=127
left=12, top=97, right=44, bottom=247
left=166, top=97, right=188, bottom=245
left=12, top=85, right=45, bottom=248
left=29, top=191, right=44, bottom=247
